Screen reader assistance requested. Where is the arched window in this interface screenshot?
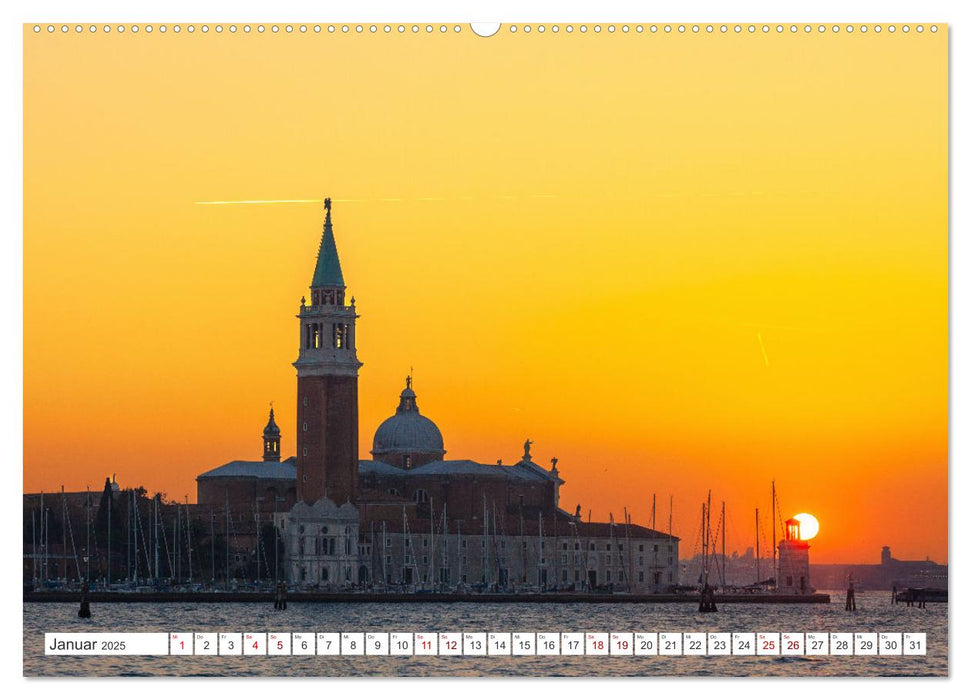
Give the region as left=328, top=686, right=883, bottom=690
left=333, top=323, right=347, bottom=349
left=414, top=489, right=428, bottom=504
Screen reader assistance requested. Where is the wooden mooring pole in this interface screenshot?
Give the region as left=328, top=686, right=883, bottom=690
left=78, top=579, right=91, bottom=618
left=845, top=575, right=856, bottom=612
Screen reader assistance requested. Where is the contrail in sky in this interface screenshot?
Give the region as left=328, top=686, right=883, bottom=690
left=757, top=332, right=770, bottom=367
left=196, top=198, right=351, bottom=205
left=195, top=195, right=557, bottom=205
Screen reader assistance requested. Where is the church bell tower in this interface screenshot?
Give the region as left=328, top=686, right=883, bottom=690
left=262, top=406, right=281, bottom=462
left=294, top=198, right=362, bottom=505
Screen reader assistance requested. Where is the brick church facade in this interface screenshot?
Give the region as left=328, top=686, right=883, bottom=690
left=197, top=201, right=680, bottom=592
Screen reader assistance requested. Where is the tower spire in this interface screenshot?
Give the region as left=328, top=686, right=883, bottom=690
left=311, top=197, right=345, bottom=293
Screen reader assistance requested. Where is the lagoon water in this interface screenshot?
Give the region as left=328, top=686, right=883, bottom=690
left=23, top=591, right=946, bottom=677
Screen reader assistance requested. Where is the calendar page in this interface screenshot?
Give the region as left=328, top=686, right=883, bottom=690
left=20, top=3, right=949, bottom=683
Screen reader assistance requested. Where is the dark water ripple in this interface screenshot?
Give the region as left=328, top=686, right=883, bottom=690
left=23, top=591, right=947, bottom=677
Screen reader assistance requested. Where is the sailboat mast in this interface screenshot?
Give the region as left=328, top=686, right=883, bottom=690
left=85, top=487, right=91, bottom=583
left=61, top=487, right=67, bottom=583
left=32, top=509, right=37, bottom=584
left=624, top=509, right=632, bottom=592
left=519, top=511, right=525, bottom=588
left=402, top=506, right=409, bottom=586
left=106, top=491, right=110, bottom=585
left=771, top=480, right=777, bottom=584
left=151, top=495, right=156, bottom=582
left=482, top=494, right=489, bottom=586
left=381, top=520, right=387, bottom=586
left=148, top=495, right=153, bottom=582
left=669, top=495, right=673, bottom=541
left=706, top=490, right=712, bottom=583
left=126, top=491, right=131, bottom=584
left=441, top=502, right=448, bottom=589
left=429, top=497, right=434, bottom=587
left=538, top=512, right=543, bottom=589
left=132, top=490, right=138, bottom=584
left=271, top=499, right=278, bottom=584
left=40, top=493, right=45, bottom=583
left=44, top=501, right=49, bottom=582
left=254, top=501, right=260, bottom=586
left=225, top=494, right=230, bottom=588
left=493, top=502, right=500, bottom=587
left=755, top=507, right=761, bottom=583
left=721, top=501, right=726, bottom=586
left=210, top=507, right=215, bottom=588
left=185, top=497, right=193, bottom=584
left=701, top=501, right=708, bottom=586
left=176, top=499, right=182, bottom=584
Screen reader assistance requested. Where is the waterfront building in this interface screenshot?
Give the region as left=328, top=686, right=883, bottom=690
left=198, top=200, right=680, bottom=591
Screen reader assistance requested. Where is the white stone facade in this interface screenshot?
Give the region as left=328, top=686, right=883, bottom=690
left=279, top=499, right=361, bottom=586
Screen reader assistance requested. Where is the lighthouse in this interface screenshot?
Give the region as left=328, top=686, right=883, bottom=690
left=777, top=517, right=812, bottom=594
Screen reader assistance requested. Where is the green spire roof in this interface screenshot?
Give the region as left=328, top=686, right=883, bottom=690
left=311, top=198, right=345, bottom=289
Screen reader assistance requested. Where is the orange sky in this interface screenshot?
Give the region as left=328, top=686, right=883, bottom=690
left=23, top=25, right=947, bottom=564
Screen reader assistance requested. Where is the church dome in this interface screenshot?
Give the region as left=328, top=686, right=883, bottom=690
left=371, top=377, right=445, bottom=467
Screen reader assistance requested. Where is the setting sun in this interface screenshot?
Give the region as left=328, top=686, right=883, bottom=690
left=794, top=513, right=820, bottom=540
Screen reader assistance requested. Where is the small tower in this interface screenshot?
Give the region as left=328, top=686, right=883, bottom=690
left=262, top=406, right=281, bottom=462
left=881, top=546, right=893, bottom=566
left=777, top=517, right=812, bottom=594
